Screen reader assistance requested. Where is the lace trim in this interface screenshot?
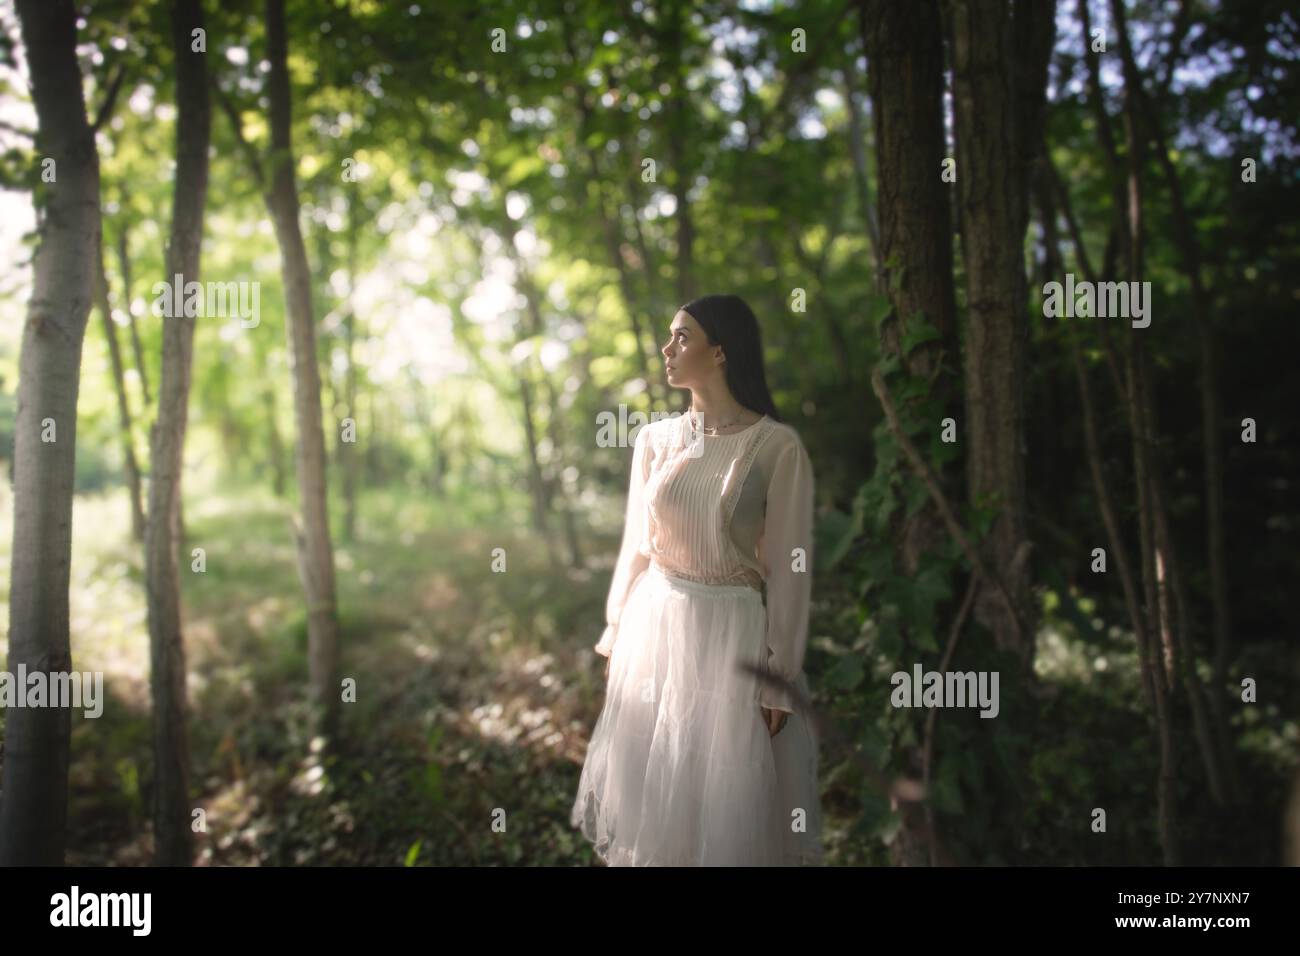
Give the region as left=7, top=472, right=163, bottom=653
left=652, top=559, right=763, bottom=592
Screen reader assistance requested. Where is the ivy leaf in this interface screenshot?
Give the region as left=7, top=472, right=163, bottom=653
left=900, top=316, right=940, bottom=355
left=875, top=487, right=897, bottom=534
left=825, top=653, right=865, bottom=692
left=817, top=507, right=861, bottom=572
left=876, top=610, right=903, bottom=660
left=904, top=477, right=930, bottom=518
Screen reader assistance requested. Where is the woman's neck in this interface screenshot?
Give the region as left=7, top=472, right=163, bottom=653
left=688, top=381, right=746, bottom=421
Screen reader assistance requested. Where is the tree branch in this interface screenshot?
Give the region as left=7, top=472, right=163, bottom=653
left=91, top=62, right=128, bottom=133
left=869, top=365, right=1025, bottom=649
left=209, top=76, right=265, bottom=188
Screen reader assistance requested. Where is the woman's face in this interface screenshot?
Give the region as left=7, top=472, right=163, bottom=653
left=662, top=310, right=721, bottom=389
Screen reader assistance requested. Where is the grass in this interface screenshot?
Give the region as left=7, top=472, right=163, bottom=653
left=0, top=470, right=1293, bottom=865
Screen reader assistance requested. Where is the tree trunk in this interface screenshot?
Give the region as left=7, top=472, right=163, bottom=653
left=555, top=16, right=670, bottom=405
left=0, top=0, right=101, bottom=866
left=1107, top=0, right=1242, bottom=804
left=264, top=0, right=341, bottom=739
left=265, top=384, right=286, bottom=496
left=861, top=0, right=962, bottom=868
left=144, top=0, right=210, bottom=867
left=115, top=224, right=152, bottom=406
left=501, top=210, right=583, bottom=567
left=1037, top=154, right=1156, bottom=713
left=843, top=66, right=881, bottom=283
left=94, top=230, right=146, bottom=540
left=943, top=0, right=1054, bottom=667
left=1110, top=0, right=1179, bottom=862
left=341, top=202, right=360, bottom=542
left=517, top=367, right=559, bottom=565
left=664, top=0, right=695, bottom=306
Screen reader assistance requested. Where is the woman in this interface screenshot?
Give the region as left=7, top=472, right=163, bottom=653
left=570, top=293, right=823, bottom=866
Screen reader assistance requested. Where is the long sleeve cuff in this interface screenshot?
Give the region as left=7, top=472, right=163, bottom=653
left=759, top=644, right=798, bottom=714
left=594, top=623, right=618, bottom=658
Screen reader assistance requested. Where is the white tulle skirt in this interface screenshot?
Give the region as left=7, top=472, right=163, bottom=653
left=571, top=563, right=823, bottom=866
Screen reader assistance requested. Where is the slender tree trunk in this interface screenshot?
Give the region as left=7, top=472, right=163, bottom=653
left=1111, top=0, right=1179, bottom=861
left=843, top=66, right=881, bottom=284
left=1201, top=333, right=1241, bottom=800
left=264, top=384, right=286, bottom=496
left=1037, top=156, right=1156, bottom=712
left=0, top=0, right=101, bottom=866
left=264, top=0, right=340, bottom=739
left=116, top=224, right=152, bottom=406
left=1107, top=0, right=1242, bottom=804
left=517, top=368, right=559, bottom=565
left=1043, top=120, right=1182, bottom=862
left=665, top=0, right=695, bottom=306
left=1078, top=0, right=1132, bottom=279
left=554, top=17, right=668, bottom=403
left=591, top=168, right=663, bottom=399
left=622, top=169, right=666, bottom=326
left=789, top=227, right=856, bottom=385
left=144, top=0, right=210, bottom=867
left=755, top=230, right=819, bottom=387
left=860, top=0, right=962, bottom=868
left=341, top=202, right=360, bottom=542
left=943, top=0, right=1053, bottom=667
left=501, top=210, right=583, bottom=567
left=94, top=230, right=146, bottom=540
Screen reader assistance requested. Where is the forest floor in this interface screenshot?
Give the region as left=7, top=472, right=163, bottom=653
left=0, top=476, right=1291, bottom=865
left=0, top=480, right=864, bottom=865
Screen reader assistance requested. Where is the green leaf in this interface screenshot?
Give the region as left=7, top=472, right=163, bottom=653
left=890, top=263, right=908, bottom=295
left=816, top=507, right=861, bottom=572
left=904, top=477, right=930, bottom=518
left=900, top=316, right=940, bottom=354
left=876, top=610, right=903, bottom=660
left=404, top=839, right=423, bottom=867
left=825, top=653, right=865, bottom=691
left=875, top=487, right=897, bottom=533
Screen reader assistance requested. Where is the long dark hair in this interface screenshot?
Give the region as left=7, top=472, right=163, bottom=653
left=680, top=293, right=783, bottom=423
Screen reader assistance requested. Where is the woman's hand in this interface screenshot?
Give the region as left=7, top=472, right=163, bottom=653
left=760, top=705, right=790, bottom=737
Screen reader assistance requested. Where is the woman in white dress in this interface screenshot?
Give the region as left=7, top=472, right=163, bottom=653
left=571, top=293, right=824, bottom=866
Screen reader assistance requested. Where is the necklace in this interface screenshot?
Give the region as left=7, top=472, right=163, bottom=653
left=689, top=406, right=750, bottom=435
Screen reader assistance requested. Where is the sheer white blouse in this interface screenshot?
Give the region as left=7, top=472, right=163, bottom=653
left=593, top=413, right=814, bottom=715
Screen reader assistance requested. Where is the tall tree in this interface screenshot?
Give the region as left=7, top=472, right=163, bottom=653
left=943, top=0, right=1055, bottom=666
left=144, top=0, right=210, bottom=866
left=861, top=0, right=962, bottom=867
left=1106, top=0, right=1241, bottom=806
left=262, top=0, right=341, bottom=737
left=116, top=224, right=153, bottom=405
left=94, top=229, right=146, bottom=540
left=0, top=0, right=102, bottom=865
